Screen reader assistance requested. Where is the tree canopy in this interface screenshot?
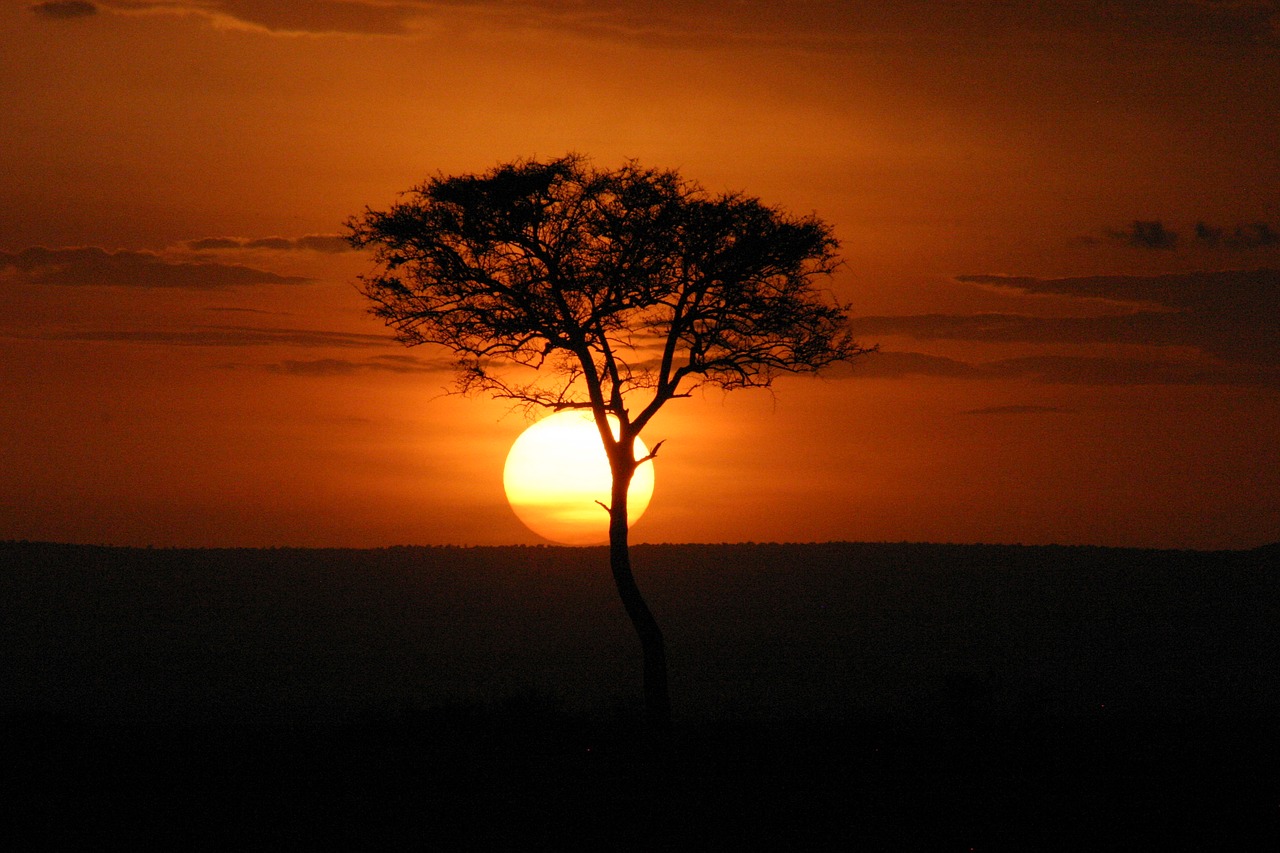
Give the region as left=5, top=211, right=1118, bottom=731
left=347, top=154, right=867, bottom=433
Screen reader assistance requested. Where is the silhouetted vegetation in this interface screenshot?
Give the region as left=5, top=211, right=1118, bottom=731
left=348, top=155, right=871, bottom=727
left=2, top=541, right=1277, bottom=846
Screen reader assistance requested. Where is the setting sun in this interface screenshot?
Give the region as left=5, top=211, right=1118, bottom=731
left=503, top=410, right=655, bottom=545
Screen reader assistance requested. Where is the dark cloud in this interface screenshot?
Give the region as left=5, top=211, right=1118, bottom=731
left=983, top=355, right=1280, bottom=388
left=945, top=269, right=1280, bottom=365
left=1080, top=220, right=1280, bottom=252
left=1105, top=220, right=1179, bottom=249
left=957, top=266, right=1264, bottom=308
left=1, top=247, right=310, bottom=289
left=370, top=353, right=431, bottom=366
left=265, top=356, right=449, bottom=376
left=187, top=238, right=243, bottom=251
left=838, top=350, right=981, bottom=379
left=1231, top=223, right=1278, bottom=248
left=843, top=268, right=1280, bottom=387
left=848, top=312, right=1206, bottom=351
left=1195, top=221, right=1280, bottom=249
left=206, top=306, right=293, bottom=316
left=957, top=268, right=1279, bottom=315
left=294, top=235, right=353, bottom=253
left=104, top=1, right=824, bottom=43
left=1194, top=222, right=1224, bottom=246
left=29, top=1, right=97, bottom=19
left=834, top=350, right=1280, bottom=389
left=186, top=235, right=354, bottom=253
left=244, top=237, right=294, bottom=250
left=34, top=325, right=387, bottom=348
left=961, top=405, right=1069, bottom=416
left=266, top=359, right=373, bottom=377
left=115, top=1, right=424, bottom=36
left=95, top=1, right=1280, bottom=51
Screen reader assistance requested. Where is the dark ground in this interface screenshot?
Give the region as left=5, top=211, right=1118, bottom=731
left=2, top=540, right=1277, bottom=848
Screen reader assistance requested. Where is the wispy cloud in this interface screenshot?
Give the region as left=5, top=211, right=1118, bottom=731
left=1194, top=221, right=1280, bottom=249
left=1105, top=220, right=1179, bottom=250
left=983, top=354, right=1280, bottom=388
left=206, top=306, right=294, bottom=316
left=947, top=269, right=1280, bottom=365
left=838, top=349, right=1280, bottom=389
left=88, top=1, right=1280, bottom=49
left=1078, top=219, right=1280, bottom=251
left=96, top=1, right=818, bottom=42
left=28, top=1, right=97, bottom=19
left=98, top=0, right=428, bottom=36
left=1, top=247, right=310, bottom=289
left=957, top=268, right=1278, bottom=316
left=841, top=349, right=981, bottom=379
left=31, top=325, right=387, bottom=348
left=187, top=234, right=354, bottom=253
left=849, top=312, right=1181, bottom=346
left=960, top=405, right=1069, bottom=416
left=263, top=355, right=451, bottom=376
left=844, top=268, right=1280, bottom=387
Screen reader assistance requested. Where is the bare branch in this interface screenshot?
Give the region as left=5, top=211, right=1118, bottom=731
left=636, top=438, right=666, bottom=465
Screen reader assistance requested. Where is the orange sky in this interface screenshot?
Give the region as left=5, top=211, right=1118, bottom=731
left=3, top=0, right=1278, bottom=549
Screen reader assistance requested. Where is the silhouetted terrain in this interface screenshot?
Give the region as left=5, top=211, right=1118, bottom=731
left=3, top=540, right=1277, bottom=847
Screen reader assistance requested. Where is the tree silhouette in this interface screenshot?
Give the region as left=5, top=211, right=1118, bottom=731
left=347, top=154, right=871, bottom=728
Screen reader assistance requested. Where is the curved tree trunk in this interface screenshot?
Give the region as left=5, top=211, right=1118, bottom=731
left=608, top=455, right=671, bottom=732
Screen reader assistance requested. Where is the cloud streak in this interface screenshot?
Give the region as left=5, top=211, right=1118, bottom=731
left=263, top=355, right=451, bottom=376
left=840, top=350, right=1280, bottom=389
left=983, top=354, right=1280, bottom=388
left=1194, top=221, right=1280, bottom=250
left=99, top=0, right=426, bottom=36
left=27, top=324, right=388, bottom=348
left=841, top=350, right=981, bottom=379
left=1106, top=220, right=1179, bottom=250
left=29, top=1, right=97, bottom=19
left=89, top=1, right=1279, bottom=49
left=957, top=268, right=1279, bottom=312
left=187, top=235, right=354, bottom=253
left=1080, top=220, right=1280, bottom=251
left=843, top=268, right=1280, bottom=388
left=960, top=405, right=1069, bottom=416
left=944, top=269, right=1279, bottom=365
left=1, top=247, right=310, bottom=289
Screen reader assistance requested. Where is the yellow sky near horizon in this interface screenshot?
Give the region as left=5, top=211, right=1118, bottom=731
left=3, top=1, right=1279, bottom=549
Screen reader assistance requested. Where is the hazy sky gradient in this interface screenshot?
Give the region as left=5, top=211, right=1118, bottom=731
left=4, top=0, right=1278, bottom=548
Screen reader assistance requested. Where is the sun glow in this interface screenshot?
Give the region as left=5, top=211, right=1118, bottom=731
left=503, top=410, right=655, bottom=545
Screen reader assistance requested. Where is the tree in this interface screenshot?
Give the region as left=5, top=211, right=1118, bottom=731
left=347, top=154, right=871, bottom=729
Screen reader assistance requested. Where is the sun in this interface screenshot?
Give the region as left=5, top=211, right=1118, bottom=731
left=503, top=410, right=655, bottom=545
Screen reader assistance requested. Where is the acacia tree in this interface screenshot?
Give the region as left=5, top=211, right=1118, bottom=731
left=347, top=154, right=870, bottom=729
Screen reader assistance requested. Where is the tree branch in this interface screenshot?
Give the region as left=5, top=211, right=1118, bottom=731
left=636, top=439, right=666, bottom=465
